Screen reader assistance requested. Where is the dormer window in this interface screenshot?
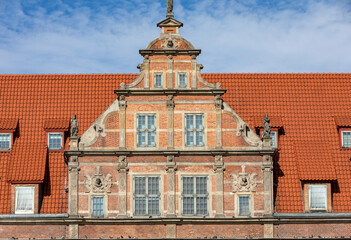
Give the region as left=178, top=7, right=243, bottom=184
left=15, top=186, right=34, bottom=214
left=0, top=133, right=11, bottom=150
left=48, top=132, right=63, bottom=150
left=341, top=131, right=351, bottom=148
left=154, top=73, right=163, bottom=88
left=178, top=73, right=187, bottom=88
left=270, top=131, right=278, bottom=148
left=308, top=184, right=327, bottom=212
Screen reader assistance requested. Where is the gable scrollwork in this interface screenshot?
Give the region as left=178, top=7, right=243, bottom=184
left=231, top=165, right=257, bottom=192
left=84, top=166, right=112, bottom=193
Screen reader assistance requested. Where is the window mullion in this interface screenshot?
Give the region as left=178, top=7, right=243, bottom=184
left=145, top=177, right=149, bottom=215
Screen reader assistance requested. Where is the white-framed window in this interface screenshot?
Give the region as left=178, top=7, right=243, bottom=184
left=178, top=73, right=188, bottom=88
left=154, top=73, right=163, bottom=88
left=0, top=133, right=11, bottom=150
left=133, top=176, right=160, bottom=216
left=137, top=114, right=156, bottom=147
left=237, top=195, right=251, bottom=216
left=48, top=132, right=63, bottom=150
left=15, top=186, right=34, bottom=214
left=91, top=196, right=104, bottom=217
left=309, top=184, right=327, bottom=211
left=270, top=131, right=277, bottom=148
left=185, top=114, right=204, bottom=146
left=182, top=176, right=208, bottom=216
left=341, top=131, right=351, bottom=148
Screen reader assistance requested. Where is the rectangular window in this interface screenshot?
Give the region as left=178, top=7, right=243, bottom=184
left=309, top=185, right=327, bottom=211
left=238, top=195, right=251, bottom=216
left=182, top=176, right=208, bottom=216
left=0, top=133, right=11, bottom=150
left=185, top=114, right=204, bottom=146
left=92, top=196, right=104, bottom=217
left=48, top=133, right=63, bottom=150
left=15, top=187, right=34, bottom=214
left=342, top=131, right=351, bottom=148
left=154, top=73, right=163, bottom=88
left=270, top=131, right=277, bottom=148
left=178, top=73, right=187, bottom=88
left=134, top=176, right=160, bottom=216
left=137, top=115, right=156, bottom=147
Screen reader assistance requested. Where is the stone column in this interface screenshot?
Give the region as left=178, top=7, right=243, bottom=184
left=68, top=156, right=79, bottom=217
left=119, top=95, right=127, bottom=150
left=117, top=156, right=129, bottom=217
left=262, top=155, right=274, bottom=216
left=215, top=95, right=223, bottom=149
left=166, top=155, right=177, bottom=217
left=191, top=55, right=197, bottom=88
left=143, top=55, right=150, bottom=89
left=213, top=155, right=225, bottom=217
left=167, top=55, right=174, bottom=89
left=167, top=95, right=175, bottom=149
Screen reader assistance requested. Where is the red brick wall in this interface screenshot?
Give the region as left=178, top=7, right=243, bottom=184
left=0, top=225, right=67, bottom=239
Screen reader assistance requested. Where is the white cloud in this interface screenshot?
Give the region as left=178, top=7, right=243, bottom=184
left=0, top=0, right=350, bottom=74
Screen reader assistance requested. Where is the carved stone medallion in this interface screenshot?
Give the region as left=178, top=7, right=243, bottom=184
left=161, top=39, right=180, bottom=49
left=84, top=166, right=112, bottom=193
left=231, top=165, right=257, bottom=192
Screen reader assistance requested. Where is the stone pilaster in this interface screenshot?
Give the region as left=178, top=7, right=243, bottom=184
left=68, top=224, right=79, bottom=239
left=119, top=95, right=127, bottom=150
left=166, top=224, right=177, bottom=238
left=68, top=156, right=79, bottom=217
left=166, top=155, right=177, bottom=217
left=191, top=55, right=197, bottom=88
left=215, top=95, right=223, bottom=149
left=167, top=55, right=174, bottom=89
left=264, top=223, right=274, bottom=238
left=213, top=155, right=225, bottom=217
left=143, top=55, right=150, bottom=88
left=167, top=95, right=175, bottom=149
left=262, top=155, right=274, bottom=216
left=117, top=155, right=129, bottom=217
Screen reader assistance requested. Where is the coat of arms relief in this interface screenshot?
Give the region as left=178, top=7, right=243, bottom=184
left=84, top=166, right=112, bottom=193
left=231, top=165, right=257, bottom=192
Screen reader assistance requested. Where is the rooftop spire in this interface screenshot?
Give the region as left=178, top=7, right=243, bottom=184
left=166, top=0, right=174, bottom=18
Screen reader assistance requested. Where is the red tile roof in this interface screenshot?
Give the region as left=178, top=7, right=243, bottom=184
left=43, top=119, right=69, bottom=130
left=0, top=119, right=18, bottom=130
left=0, top=73, right=351, bottom=213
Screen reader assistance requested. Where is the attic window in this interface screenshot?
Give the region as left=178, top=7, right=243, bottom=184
left=15, top=186, right=34, bottom=214
left=0, top=133, right=11, bottom=150
left=309, top=185, right=327, bottom=212
left=48, top=132, right=63, bottom=150
left=341, top=131, right=351, bottom=148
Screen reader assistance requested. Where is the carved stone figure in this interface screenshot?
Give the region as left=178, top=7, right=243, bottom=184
left=262, top=113, right=271, bottom=138
left=84, top=166, right=112, bottom=193
left=70, top=114, right=78, bottom=138
left=167, top=0, right=173, bottom=17
left=231, top=165, right=257, bottom=192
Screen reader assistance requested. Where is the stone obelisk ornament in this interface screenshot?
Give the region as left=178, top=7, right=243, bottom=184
left=262, top=113, right=270, bottom=138
left=167, top=0, right=174, bottom=18
left=70, top=114, right=78, bottom=139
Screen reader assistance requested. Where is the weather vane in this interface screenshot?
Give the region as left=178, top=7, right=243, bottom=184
left=167, top=0, right=174, bottom=18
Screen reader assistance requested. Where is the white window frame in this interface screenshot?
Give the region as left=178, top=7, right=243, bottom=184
left=91, top=195, right=105, bottom=217
left=177, top=72, right=188, bottom=88
left=15, top=186, right=35, bottom=214
left=308, top=184, right=328, bottom=212
left=341, top=130, right=351, bottom=148
left=154, top=72, right=163, bottom=88
left=181, top=175, right=209, bottom=216
left=47, top=132, right=63, bottom=150
left=132, top=175, right=161, bottom=216
left=270, top=131, right=278, bottom=148
left=185, top=114, right=205, bottom=147
left=0, top=133, right=11, bottom=150
left=136, top=114, right=156, bottom=147
left=236, top=194, right=252, bottom=217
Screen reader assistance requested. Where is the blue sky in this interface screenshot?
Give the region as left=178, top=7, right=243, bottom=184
left=0, top=0, right=350, bottom=74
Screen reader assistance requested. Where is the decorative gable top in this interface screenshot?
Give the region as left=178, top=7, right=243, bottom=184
left=157, top=17, right=183, bottom=28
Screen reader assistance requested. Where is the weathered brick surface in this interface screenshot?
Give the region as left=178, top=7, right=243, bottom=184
left=0, top=225, right=67, bottom=239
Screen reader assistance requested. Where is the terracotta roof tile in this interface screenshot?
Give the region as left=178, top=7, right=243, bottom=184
left=43, top=119, right=69, bottom=130
left=0, top=119, right=18, bottom=130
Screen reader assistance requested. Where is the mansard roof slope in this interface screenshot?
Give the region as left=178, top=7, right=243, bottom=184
left=0, top=73, right=351, bottom=213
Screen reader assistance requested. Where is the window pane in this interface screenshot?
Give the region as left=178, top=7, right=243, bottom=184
left=195, top=115, right=203, bottom=130
left=147, top=115, right=155, bottom=130
left=183, top=197, right=194, bottom=215
left=195, top=132, right=204, bottom=146
left=138, top=132, right=146, bottom=146
left=155, top=74, right=162, bottom=87
left=0, top=134, right=10, bottom=149
left=135, top=197, right=146, bottom=215
left=148, top=197, right=159, bottom=215
left=310, top=185, right=327, bottom=210
left=138, top=115, right=146, bottom=130
left=148, top=177, right=159, bottom=195
left=135, top=177, right=146, bottom=195
left=343, top=132, right=351, bottom=147
left=270, top=131, right=277, bottom=148
left=186, top=131, right=194, bottom=146
left=179, top=73, right=186, bottom=88
left=16, top=187, right=34, bottom=212
left=238, top=195, right=250, bottom=216
left=196, top=177, right=207, bottom=195
left=196, top=197, right=207, bottom=215
left=49, top=133, right=62, bottom=149
left=183, top=177, right=194, bottom=195
left=92, top=196, right=104, bottom=217
left=147, top=132, right=156, bottom=146
left=186, top=115, right=194, bottom=130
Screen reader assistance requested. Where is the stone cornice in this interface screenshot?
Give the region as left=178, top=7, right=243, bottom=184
left=114, top=89, right=226, bottom=96
left=139, top=49, right=201, bottom=56
left=64, top=149, right=276, bottom=157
